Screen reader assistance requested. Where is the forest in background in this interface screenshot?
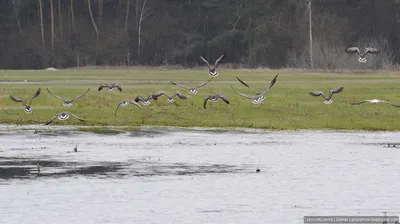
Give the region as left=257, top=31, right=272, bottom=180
left=1, top=0, right=400, bottom=69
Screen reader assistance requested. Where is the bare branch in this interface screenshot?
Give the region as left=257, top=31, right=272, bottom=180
left=87, top=0, right=99, bottom=36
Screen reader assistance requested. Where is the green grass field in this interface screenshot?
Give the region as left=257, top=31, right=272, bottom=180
left=1, top=68, right=400, bottom=131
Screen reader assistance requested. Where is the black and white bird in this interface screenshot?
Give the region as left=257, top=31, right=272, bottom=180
left=45, top=112, right=85, bottom=125
left=98, top=83, right=122, bottom=92
left=151, top=90, right=187, bottom=103
left=345, top=47, right=380, bottom=63
left=200, top=54, right=225, bottom=77
left=309, top=87, right=344, bottom=104
left=134, top=94, right=154, bottom=106
left=114, top=100, right=142, bottom=118
left=203, top=94, right=230, bottom=109
left=350, top=99, right=400, bottom=107
left=170, top=78, right=213, bottom=95
left=10, top=88, right=41, bottom=114
left=235, top=73, right=279, bottom=96
left=46, top=88, right=90, bottom=107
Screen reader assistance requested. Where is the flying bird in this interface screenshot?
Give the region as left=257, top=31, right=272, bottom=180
left=309, top=87, right=344, bottom=104
left=10, top=88, right=41, bottom=114
left=203, top=93, right=230, bottom=109
left=150, top=90, right=187, bottom=103
left=231, top=86, right=266, bottom=105
left=134, top=94, right=154, bottom=106
left=200, top=54, right=225, bottom=77
left=98, top=83, right=122, bottom=92
left=46, top=88, right=90, bottom=107
left=45, top=112, right=85, bottom=125
left=114, top=100, right=142, bottom=118
left=350, top=99, right=400, bottom=107
left=235, top=73, right=279, bottom=96
left=170, top=78, right=213, bottom=95
left=345, top=47, right=380, bottom=63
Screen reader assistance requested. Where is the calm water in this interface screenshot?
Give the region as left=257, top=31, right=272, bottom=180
left=0, top=125, right=399, bottom=224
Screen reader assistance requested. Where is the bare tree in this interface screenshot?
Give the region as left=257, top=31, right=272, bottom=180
left=50, top=0, right=55, bottom=64
left=12, top=0, right=23, bottom=36
left=58, top=0, right=63, bottom=39
left=88, top=0, right=100, bottom=64
left=308, top=0, right=313, bottom=69
left=38, top=0, right=47, bottom=67
left=70, top=0, right=75, bottom=32
left=125, top=0, right=131, bottom=65
left=137, top=0, right=151, bottom=64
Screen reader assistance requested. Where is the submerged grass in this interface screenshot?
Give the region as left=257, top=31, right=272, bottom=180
left=1, top=69, right=400, bottom=130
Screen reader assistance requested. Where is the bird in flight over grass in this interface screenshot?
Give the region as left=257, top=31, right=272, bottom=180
left=150, top=90, right=188, bottom=103
left=345, top=47, right=380, bottom=63
left=45, top=112, right=85, bottom=125
left=170, top=78, right=213, bottom=95
left=350, top=99, right=400, bottom=107
left=309, top=87, right=344, bottom=104
left=98, top=83, right=122, bottom=92
left=46, top=88, right=90, bottom=107
left=200, top=54, right=225, bottom=77
left=114, top=100, right=142, bottom=118
left=232, top=73, right=279, bottom=104
left=10, top=88, right=41, bottom=114
left=203, top=93, right=230, bottom=109
left=134, top=94, right=155, bottom=106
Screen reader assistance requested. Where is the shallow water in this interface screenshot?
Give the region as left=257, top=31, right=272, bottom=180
left=0, top=125, right=399, bottom=224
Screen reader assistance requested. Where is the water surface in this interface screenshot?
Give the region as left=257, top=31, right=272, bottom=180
left=0, top=125, right=399, bottom=223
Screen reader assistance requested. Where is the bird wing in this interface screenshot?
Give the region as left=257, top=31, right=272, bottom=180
left=69, top=113, right=85, bottom=122
left=216, top=94, right=230, bottom=104
left=72, top=88, right=90, bottom=102
left=46, top=88, right=66, bottom=102
left=350, top=100, right=368, bottom=105
left=328, top=87, right=344, bottom=100
left=32, top=88, right=41, bottom=99
left=384, top=101, right=400, bottom=108
left=365, top=48, right=380, bottom=55
left=45, top=114, right=59, bottom=125
left=98, top=83, right=107, bottom=91
left=127, top=100, right=143, bottom=109
left=203, top=95, right=211, bottom=109
left=196, top=78, right=213, bottom=88
left=345, top=47, right=360, bottom=55
left=10, top=95, right=27, bottom=106
left=29, top=88, right=41, bottom=106
left=236, top=76, right=257, bottom=93
left=257, top=73, right=279, bottom=95
left=170, top=80, right=190, bottom=89
left=114, top=84, right=122, bottom=92
left=172, top=91, right=187, bottom=99
left=114, top=101, right=125, bottom=118
left=200, top=56, right=211, bottom=68
left=214, top=54, right=226, bottom=68
left=309, top=91, right=328, bottom=100
left=231, top=85, right=254, bottom=99
left=134, top=94, right=144, bottom=102
left=152, top=91, right=167, bottom=99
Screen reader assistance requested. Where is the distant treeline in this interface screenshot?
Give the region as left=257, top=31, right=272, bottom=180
left=0, top=0, right=400, bottom=69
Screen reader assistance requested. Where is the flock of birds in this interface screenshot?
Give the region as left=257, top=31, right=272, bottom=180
left=8, top=46, right=396, bottom=125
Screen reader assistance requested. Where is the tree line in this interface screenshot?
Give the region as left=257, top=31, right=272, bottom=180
left=0, top=0, right=400, bottom=69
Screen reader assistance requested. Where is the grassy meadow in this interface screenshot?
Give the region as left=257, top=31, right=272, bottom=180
left=1, top=68, right=400, bottom=131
